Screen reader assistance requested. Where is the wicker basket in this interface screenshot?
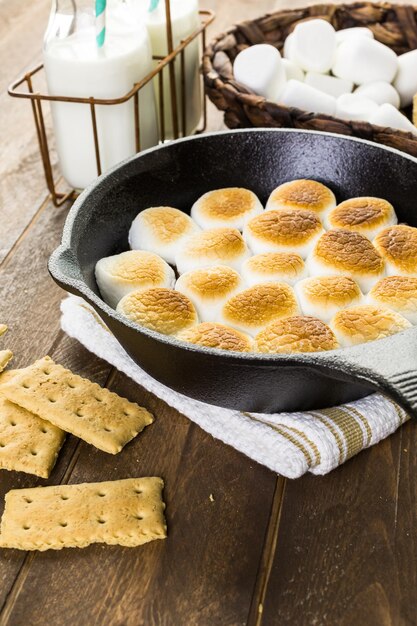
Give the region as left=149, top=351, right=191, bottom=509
left=203, top=2, right=417, bottom=156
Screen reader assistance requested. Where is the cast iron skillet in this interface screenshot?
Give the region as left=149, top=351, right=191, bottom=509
left=49, top=129, right=417, bottom=416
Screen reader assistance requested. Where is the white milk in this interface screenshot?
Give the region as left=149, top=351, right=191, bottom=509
left=145, top=0, right=201, bottom=138
left=44, top=6, right=158, bottom=190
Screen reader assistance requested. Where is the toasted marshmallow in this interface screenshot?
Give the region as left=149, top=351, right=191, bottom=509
left=368, top=276, right=417, bottom=324
left=374, top=225, right=417, bottom=276
left=244, top=209, right=324, bottom=258
left=175, top=227, right=251, bottom=275
left=117, top=287, right=197, bottom=335
left=325, top=197, right=397, bottom=239
left=242, top=252, right=307, bottom=287
left=129, top=206, right=200, bottom=265
left=330, top=305, right=411, bottom=347
left=220, top=282, right=299, bottom=336
left=255, top=315, right=339, bottom=354
left=295, top=276, right=363, bottom=323
left=266, top=179, right=336, bottom=218
left=191, top=188, right=263, bottom=231
left=307, top=229, right=385, bottom=293
left=175, top=265, right=243, bottom=322
left=95, top=250, right=176, bottom=309
left=177, top=322, right=253, bottom=352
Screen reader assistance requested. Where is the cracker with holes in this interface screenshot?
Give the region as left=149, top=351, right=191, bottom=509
left=0, top=392, right=65, bottom=478
left=0, top=477, right=166, bottom=550
left=0, top=356, right=153, bottom=454
left=0, top=350, right=12, bottom=373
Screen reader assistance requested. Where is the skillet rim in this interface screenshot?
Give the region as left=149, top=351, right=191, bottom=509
left=49, top=127, right=417, bottom=365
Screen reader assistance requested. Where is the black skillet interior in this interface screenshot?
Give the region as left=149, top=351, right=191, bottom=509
left=49, top=129, right=417, bottom=415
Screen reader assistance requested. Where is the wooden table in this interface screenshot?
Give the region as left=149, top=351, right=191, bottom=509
left=1, top=1, right=417, bottom=624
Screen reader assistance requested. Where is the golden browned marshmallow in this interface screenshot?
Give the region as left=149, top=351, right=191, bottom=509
left=295, top=276, right=363, bottom=323
left=175, top=227, right=251, bottom=275
left=368, top=276, right=417, bottom=324
left=191, top=188, right=263, bottom=231
left=255, top=315, right=339, bottom=354
left=129, top=206, right=200, bottom=265
left=243, top=209, right=324, bottom=258
left=175, top=265, right=243, bottom=322
left=307, top=229, right=385, bottom=292
left=116, top=288, right=198, bottom=335
left=373, top=224, right=417, bottom=276
left=330, top=304, right=411, bottom=347
left=242, top=252, right=307, bottom=286
left=220, top=282, right=299, bottom=336
left=325, top=197, right=397, bottom=239
left=177, top=322, right=253, bottom=352
left=266, top=179, right=336, bottom=217
left=95, top=250, right=176, bottom=308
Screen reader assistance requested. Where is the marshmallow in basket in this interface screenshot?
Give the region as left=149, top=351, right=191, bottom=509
left=233, top=19, right=417, bottom=134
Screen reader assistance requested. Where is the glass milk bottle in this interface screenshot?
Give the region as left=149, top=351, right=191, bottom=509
left=43, top=0, right=159, bottom=190
left=145, top=0, right=201, bottom=138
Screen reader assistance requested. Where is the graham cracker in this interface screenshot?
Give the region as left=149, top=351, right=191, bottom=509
left=0, top=356, right=153, bottom=454
left=0, top=350, right=12, bottom=373
left=0, top=325, right=7, bottom=337
left=0, top=477, right=166, bottom=550
left=0, top=394, right=65, bottom=478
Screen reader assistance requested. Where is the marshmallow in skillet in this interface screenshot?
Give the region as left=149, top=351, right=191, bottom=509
left=305, top=72, right=353, bottom=99
left=335, top=27, right=374, bottom=44
left=369, top=103, right=417, bottom=136
left=393, top=49, right=417, bottom=108
left=233, top=44, right=286, bottom=101
left=242, top=252, right=307, bottom=287
left=129, top=206, right=200, bottom=265
left=332, top=38, right=398, bottom=85
left=330, top=305, right=411, bottom=348
left=282, top=58, right=304, bottom=82
left=220, top=282, right=299, bottom=336
left=95, top=250, right=175, bottom=309
left=355, top=81, right=400, bottom=109
left=117, top=287, right=197, bottom=335
left=175, top=227, right=251, bottom=274
left=368, top=276, right=417, bottom=324
left=175, top=265, right=243, bottom=322
left=191, top=187, right=263, bottom=231
left=325, top=197, right=397, bottom=239
left=266, top=179, right=336, bottom=218
left=295, top=275, right=363, bottom=323
left=177, top=322, right=253, bottom=352
left=335, top=93, right=378, bottom=122
left=307, top=229, right=385, bottom=293
left=279, top=80, right=336, bottom=116
left=374, top=225, right=417, bottom=276
left=292, top=19, right=337, bottom=73
left=244, top=209, right=324, bottom=258
left=255, top=315, right=339, bottom=353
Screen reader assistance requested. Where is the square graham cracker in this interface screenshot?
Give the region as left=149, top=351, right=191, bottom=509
left=0, top=477, right=167, bottom=551
left=1, top=356, right=153, bottom=454
left=0, top=350, right=12, bottom=373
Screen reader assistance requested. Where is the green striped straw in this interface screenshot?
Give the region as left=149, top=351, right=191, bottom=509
left=95, top=0, right=106, bottom=48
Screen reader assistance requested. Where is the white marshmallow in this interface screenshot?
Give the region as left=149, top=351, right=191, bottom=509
left=129, top=207, right=200, bottom=265
left=393, top=49, right=417, bottom=108
left=282, top=58, right=305, bottom=82
left=335, top=27, right=374, bottom=44
left=233, top=44, right=286, bottom=101
left=370, top=103, right=417, bottom=136
left=191, top=187, right=263, bottom=231
left=283, top=32, right=297, bottom=62
left=332, top=38, right=398, bottom=85
left=305, top=72, right=353, bottom=98
left=279, top=79, right=336, bottom=116
left=355, top=81, right=400, bottom=109
left=292, top=19, right=337, bottom=73
left=95, top=250, right=175, bottom=309
left=336, top=93, right=379, bottom=122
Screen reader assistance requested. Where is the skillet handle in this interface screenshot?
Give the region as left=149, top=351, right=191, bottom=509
left=319, top=330, right=417, bottom=418
left=48, top=245, right=85, bottom=296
